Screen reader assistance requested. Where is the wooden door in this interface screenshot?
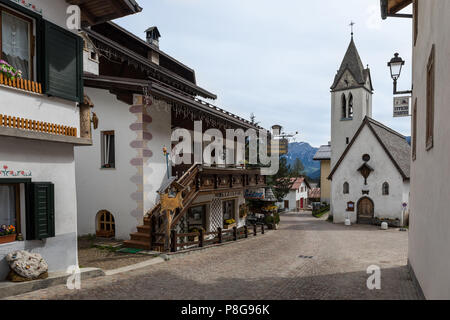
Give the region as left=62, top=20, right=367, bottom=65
left=300, top=198, right=304, bottom=209
left=284, top=200, right=289, bottom=209
left=357, top=197, right=374, bottom=224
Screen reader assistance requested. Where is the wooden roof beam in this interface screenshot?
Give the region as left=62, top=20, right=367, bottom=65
left=381, top=0, right=412, bottom=19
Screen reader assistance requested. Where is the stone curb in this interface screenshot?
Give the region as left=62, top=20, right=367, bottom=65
left=0, top=267, right=104, bottom=299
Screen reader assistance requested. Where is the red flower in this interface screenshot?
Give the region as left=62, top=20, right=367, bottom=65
left=3, top=165, right=7, bottom=170
left=10, top=171, right=13, bottom=174
left=21, top=171, right=25, bottom=175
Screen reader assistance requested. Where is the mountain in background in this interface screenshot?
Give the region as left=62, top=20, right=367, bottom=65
left=284, top=142, right=321, bottom=180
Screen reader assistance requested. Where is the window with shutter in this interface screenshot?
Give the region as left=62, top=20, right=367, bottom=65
left=26, top=182, right=55, bottom=240
left=43, top=20, right=83, bottom=102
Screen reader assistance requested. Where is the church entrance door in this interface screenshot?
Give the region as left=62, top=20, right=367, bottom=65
left=357, top=197, right=374, bottom=224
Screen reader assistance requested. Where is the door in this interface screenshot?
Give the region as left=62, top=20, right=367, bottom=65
left=357, top=197, right=374, bottom=224
left=300, top=198, right=304, bottom=209
left=284, top=200, right=289, bottom=209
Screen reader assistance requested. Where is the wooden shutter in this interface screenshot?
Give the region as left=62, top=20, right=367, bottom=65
left=26, top=183, right=55, bottom=240
left=43, top=20, right=83, bottom=102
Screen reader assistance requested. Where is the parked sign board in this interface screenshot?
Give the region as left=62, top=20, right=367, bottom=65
left=393, top=96, right=410, bottom=117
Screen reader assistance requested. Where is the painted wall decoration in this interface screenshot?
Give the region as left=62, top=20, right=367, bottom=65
left=0, top=165, right=32, bottom=177
left=10, top=0, right=43, bottom=15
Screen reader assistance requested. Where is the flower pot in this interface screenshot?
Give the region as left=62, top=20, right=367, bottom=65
left=0, top=234, right=16, bottom=244
left=223, top=223, right=236, bottom=230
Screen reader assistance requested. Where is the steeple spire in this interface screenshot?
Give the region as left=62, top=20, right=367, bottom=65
left=349, top=21, right=355, bottom=38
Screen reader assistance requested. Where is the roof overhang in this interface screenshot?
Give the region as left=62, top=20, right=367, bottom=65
left=85, top=28, right=217, bottom=100
left=380, top=0, right=412, bottom=19
left=66, top=0, right=142, bottom=26
left=83, top=74, right=262, bottom=131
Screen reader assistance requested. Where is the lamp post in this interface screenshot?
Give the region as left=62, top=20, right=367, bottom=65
left=388, top=53, right=412, bottom=95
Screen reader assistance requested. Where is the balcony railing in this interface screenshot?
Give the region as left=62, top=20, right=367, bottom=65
left=0, top=114, right=77, bottom=137
left=0, top=74, right=42, bottom=94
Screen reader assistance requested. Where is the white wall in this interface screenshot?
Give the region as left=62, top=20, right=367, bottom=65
left=75, top=88, right=138, bottom=240
left=1, top=87, right=80, bottom=133
left=75, top=90, right=172, bottom=240
left=0, top=136, right=78, bottom=277
left=331, top=125, right=409, bottom=223
left=143, top=98, right=172, bottom=215
left=408, top=0, right=450, bottom=299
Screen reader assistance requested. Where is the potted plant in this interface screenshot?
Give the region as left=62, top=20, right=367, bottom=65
left=223, top=219, right=236, bottom=229
left=0, top=60, right=22, bottom=81
left=0, top=225, right=16, bottom=244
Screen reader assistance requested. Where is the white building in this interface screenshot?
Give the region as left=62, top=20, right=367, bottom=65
left=381, top=0, right=450, bottom=299
left=279, top=177, right=310, bottom=211
left=75, top=20, right=268, bottom=249
left=328, top=35, right=410, bottom=225
left=0, top=0, right=139, bottom=278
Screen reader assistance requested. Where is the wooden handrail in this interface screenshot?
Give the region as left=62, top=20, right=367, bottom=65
left=0, top=114, right=77, bottom=137
left=0, top=74, right=42, bottom=94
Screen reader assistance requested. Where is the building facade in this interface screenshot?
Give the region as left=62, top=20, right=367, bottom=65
left=313, top=143, right=331, bottom=204
left=0, top=0, right=139, bottom=278
left=382, top=0, right=450, bottom=299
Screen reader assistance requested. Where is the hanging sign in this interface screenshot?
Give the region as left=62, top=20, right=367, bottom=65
left=244, top=188, right=265, bottom=200
left=393, top=96, right=411, bottom=117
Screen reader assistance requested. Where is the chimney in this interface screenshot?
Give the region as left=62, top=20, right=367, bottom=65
left=145, top=26, right=161, bottom=48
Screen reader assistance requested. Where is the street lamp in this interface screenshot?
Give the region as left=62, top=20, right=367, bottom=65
left=387, top=53, right=412, bottom=95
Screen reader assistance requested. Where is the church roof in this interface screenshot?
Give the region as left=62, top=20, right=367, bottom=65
left=331, top=38, right=373, bottom=91
left=328, top=117, right=411, bottom=180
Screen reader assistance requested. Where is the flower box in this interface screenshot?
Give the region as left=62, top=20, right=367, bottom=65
left=0, top=234, right=16, bottom=244
left=223, top=223, right=236, bottom=230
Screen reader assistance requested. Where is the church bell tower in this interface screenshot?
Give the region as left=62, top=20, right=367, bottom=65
left=330, top=35, right=374, bottom=168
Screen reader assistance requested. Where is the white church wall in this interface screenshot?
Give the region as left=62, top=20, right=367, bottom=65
left=331, top=125, right=408, bottom=224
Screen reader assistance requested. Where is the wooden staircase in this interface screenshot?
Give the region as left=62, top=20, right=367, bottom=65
left=124, top=164, right=201, bottom=251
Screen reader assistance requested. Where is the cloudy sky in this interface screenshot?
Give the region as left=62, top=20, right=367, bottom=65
left=116, top=0, right=412, bottom=147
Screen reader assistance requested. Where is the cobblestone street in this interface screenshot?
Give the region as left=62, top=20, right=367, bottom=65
left=7, top=213, right=422, bottom=300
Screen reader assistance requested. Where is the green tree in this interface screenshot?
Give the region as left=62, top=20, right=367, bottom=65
left=268, top=157, right=294, bottom=202
left=291, top=158, right=305, bottom=176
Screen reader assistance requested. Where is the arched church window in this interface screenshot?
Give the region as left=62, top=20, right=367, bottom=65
left=341, top=94, right=347, bottom=119
left=343, top=182, right=349, bottom=194
left=348, top=93, right=354, bottom=119
left=382, top=182, right=389, bottom=196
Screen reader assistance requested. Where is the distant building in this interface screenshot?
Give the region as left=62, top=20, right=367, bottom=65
left=308, top=188, right=321, bottom=203
left=278, top=177, right=311, bottom=211
left=313, top=143, right=331, bottom=204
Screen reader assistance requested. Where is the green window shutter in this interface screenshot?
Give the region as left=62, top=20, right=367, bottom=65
left=26, top=183, right=55, bottom=240
left=43, top=20, right=83, bottom=103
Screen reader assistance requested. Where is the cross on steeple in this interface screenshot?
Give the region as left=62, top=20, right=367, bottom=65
left=349, top=21, right=355, bottom=37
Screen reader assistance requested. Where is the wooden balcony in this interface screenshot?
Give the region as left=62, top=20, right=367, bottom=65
left=0, top=114, right=77, bottom=137
left=0, top=74, right=42, bottom=94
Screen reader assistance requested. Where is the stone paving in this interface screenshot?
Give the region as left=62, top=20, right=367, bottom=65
left=6, top=212, right=422, bottom=300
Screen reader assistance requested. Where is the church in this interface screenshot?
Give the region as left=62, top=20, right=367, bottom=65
left=327, top=35, right=411, bottom=226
